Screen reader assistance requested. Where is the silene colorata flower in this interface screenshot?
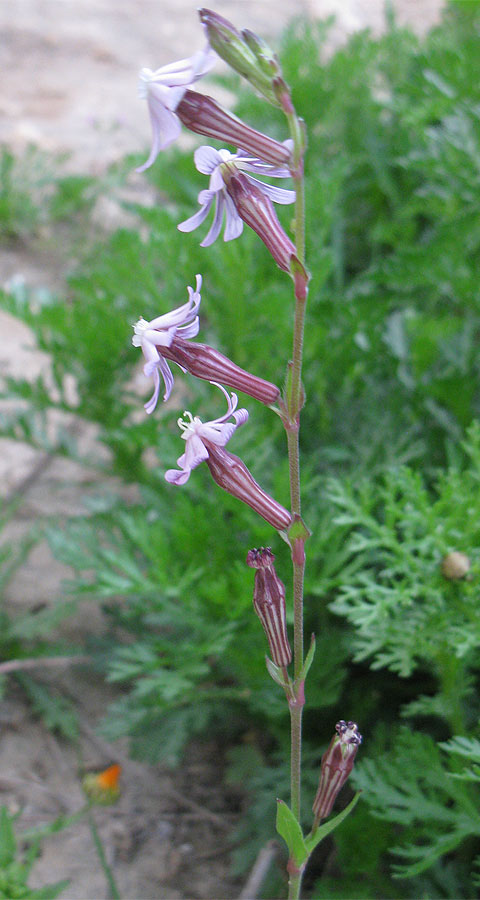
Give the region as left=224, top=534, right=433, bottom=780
left=165, top=383, right=292, bottom=531
left=165, top=383, right=248, bottom=486
left=137, top=45, right=216, bottom=172
left=132, top=275, right=202, bottom=412
left=177, top=145, right=295, bottom=247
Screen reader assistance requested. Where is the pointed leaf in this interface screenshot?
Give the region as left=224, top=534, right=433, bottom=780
left=297, top=633, right=316, bottom=683
left=305, top=792, right=361, bottom=855
left=288, top=515, right=311, bottom=544
left=265, top=655, right=290, bottom=688
left=276, top=799, right=308, bottom=867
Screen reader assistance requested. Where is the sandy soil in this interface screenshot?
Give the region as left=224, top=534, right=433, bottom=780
left=0, top=2, right=444, bottom=898
left=1, top=0, right=444, bottom=172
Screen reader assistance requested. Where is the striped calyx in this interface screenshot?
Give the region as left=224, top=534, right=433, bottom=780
left=246, top=547, right=291, bottom=667
left=312, top=720, right=362, bottom=821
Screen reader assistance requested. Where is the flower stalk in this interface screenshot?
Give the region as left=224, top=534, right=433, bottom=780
left=132, top=11, right=361, bottom=898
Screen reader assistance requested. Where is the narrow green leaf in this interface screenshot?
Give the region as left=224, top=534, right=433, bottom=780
left=265, top=656, right=290, bottom=688
left=28, top=879, right=71, bottom=899
left=276, top=799, right=308, bottom=867
left=305, top=792, right=361, bottom=855
left=0, top=805, right=16, bottom=866
left=298, top=633, right=316, bottom=683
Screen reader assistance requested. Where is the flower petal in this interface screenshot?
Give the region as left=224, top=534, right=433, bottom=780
left=194, top=145, right=224, bottom=175
left=200, top=193, right=225, bottom=247
left=178, top=318, right=200, bottom=340
left=165, top=467, right=191, bottom=485
left=144, top=368, right=161, bottom=414
left=199, top=421, right=238, bottom=445
left=178, top=196, right=213, bottom=233
left=137, top=100, right=181, bottom=172
left=223, top=193, right=244, bottom=241
left=190, top=45, right=217, bottom=78
left=246, top=175, right=296, bottom=204
left=165, top=432, right=209, bottom=484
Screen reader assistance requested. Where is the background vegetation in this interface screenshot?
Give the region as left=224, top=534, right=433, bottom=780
left=1, top=1, right=479, bottom=896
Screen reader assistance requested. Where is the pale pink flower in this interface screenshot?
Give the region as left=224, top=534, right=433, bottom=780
left=132, top=275, right=201, bottom=412
left=165, top=385, right=291, bottom=531
left=137, top=45, right=216, bottom=172
left=177, top=145, right=294, bottom=247
left=165, top=383, right=248, bottom=486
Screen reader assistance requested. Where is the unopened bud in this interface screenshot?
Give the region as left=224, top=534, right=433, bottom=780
left=241, top=29, right=281, bottom=80
left=224, top=169, right=296, bottom=272
left=441, top=551, right=471, bottom=580
left=177, top=91, right=291, bottom=167
left=162, top=336, right=280, bottom=406
left=199, top=9, right=280, bottom=106
left=312, top=721, right=362, bottom=821
left=246, top=547, right=292, bottom=667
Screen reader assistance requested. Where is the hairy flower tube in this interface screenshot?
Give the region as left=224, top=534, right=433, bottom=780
left=132, top=275, right=201, bottom=412
left=137, top=44, right=216, bottom=172
left=224, top=168, right=296, bottom=272
left=176, top=90, right=292, bottom=167
left=246, top=547, right=292, bottom=667
left=161, top=339, right=280, bottom=406
left=177, top=145, right=295, bottom=247
left=165, top=384, right=291, bottom=530
left=312, top=720, right=362, bottom=822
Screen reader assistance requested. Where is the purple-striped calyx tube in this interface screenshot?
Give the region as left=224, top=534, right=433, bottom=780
left=312, top=720, right=362, bottom=821
left=177, top=145, right=294, bottom=248
left=165, top=385, right=291, bottom=531
left=246, top=547, right=292, bottom=667
left=177, top=91, right=292, bottom=167
left=162, top=339, right=280, bottom=407
left=223, top=168, right=296, bottom=272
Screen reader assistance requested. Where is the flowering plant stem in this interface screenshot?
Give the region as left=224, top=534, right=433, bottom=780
left=134, top=12, right=362, bottom=893
left=285, top=101, right=308, bottom=899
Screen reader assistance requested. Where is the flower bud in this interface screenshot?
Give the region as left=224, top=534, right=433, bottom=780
left=246, top=547, right=292, bottom=667
left=199, top=9, right=280, bottom=106
left=177, top=91, right=291, bottom=167
left=223, top=169, right=296, bottom=272
left=162, top=336, right=280, bottom=405
left=312, top=721, right=362, bottom=821
left=206, top=446, right=291, bottom=531
left=241, top=29, right=282, bottom=80
left=441, top=551, right=471, bottom=580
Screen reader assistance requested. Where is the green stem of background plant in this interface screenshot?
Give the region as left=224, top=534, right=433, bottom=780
left=286, top=108, right=308, bottom=900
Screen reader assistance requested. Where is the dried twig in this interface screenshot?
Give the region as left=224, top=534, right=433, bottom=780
left=0, top=655, right=89, bottom=676
left=239, top=840, right=279, bottom=899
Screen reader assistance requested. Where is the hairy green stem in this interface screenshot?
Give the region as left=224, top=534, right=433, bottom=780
left=290, top=700, right=303, bottom=820
left=285, top=106, right=308, bottom=900
left=288, top=869, right=303, bottom=900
